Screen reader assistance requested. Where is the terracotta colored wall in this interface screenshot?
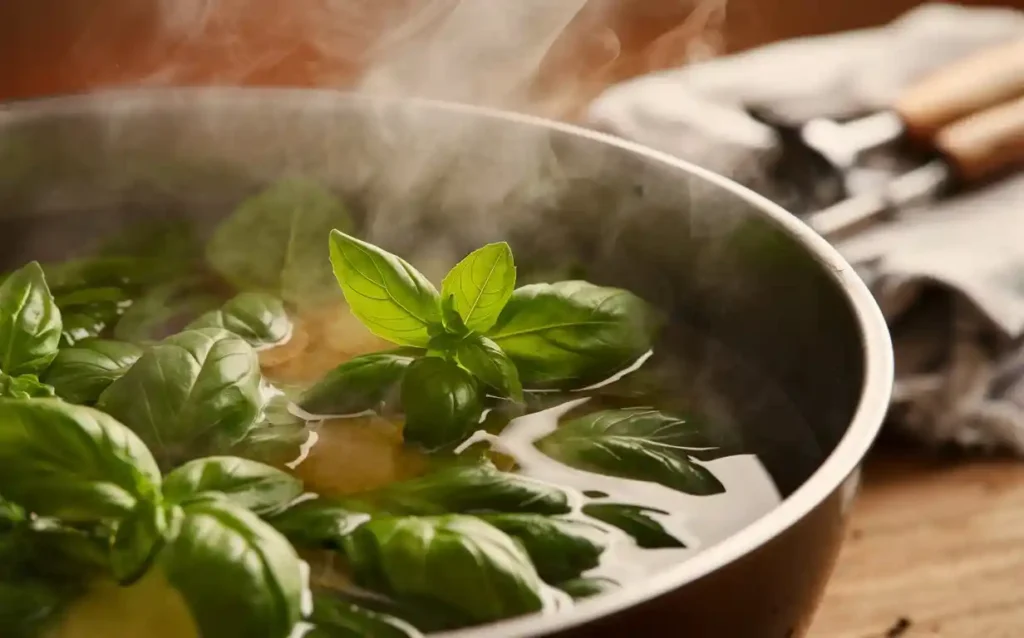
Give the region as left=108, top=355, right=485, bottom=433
left=0, top=0, right=1020, bottom=106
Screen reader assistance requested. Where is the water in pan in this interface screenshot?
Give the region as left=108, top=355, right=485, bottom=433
left=0, top=180, right=820, bottom=637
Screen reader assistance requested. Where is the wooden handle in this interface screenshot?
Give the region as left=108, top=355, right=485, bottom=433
left=895, top=38, right=1024, bottom=143
left=935, top=94, right=1024, bottom=184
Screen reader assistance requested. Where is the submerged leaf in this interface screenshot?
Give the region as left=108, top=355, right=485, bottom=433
left=536, top=408, right=728, bottom=495
left=342, top=515, right=548, bottom=624
left=581, top=503, right=686, bottom=549
left=479, top=514, right=606, bottom=583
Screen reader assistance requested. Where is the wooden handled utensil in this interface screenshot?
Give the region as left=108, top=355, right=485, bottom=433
left=804, top=39, right=1024, bottom=241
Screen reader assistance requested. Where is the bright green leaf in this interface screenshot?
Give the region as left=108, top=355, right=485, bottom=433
left=0, top=262, right=62, bottom=376
left=111, top=499, right=173, bottom=585
left=268, top=498, right=370, bottom=550
left=440, top=243, right=515, bottom=333
left=329, top=230, right=441, bottom=347
left=0, top=373, right=56, bottom=399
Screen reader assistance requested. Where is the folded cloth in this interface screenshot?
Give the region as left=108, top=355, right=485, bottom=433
left=587, top=3, right=1024, bottom=452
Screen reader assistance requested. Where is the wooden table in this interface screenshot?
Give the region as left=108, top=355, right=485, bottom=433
left=809, top=445, right=1024, bottom=637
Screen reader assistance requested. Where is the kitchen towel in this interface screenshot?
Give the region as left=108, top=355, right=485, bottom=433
left=587, top=3, right=1024, bottom=452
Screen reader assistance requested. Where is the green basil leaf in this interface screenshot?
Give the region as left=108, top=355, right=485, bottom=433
left=0, top=373, right=56, bottom=399
left=456, top=335, right=523, bottom=401
left=535, top=408, right=726, bottom=495
left=342, top=515, right=548, bottom=624
left=0, top=261, right=62, bottom=376
left=60, top=302, right=123, bottom=346
left=368, top=460, right=570, bottom=515
left=440, top=243, right=516, bottom=333
left=207, top=179, right=353, bottom=308
left=98, top=328, right=264, bottom=465
left=267, top=499, right=369, bottom=550
left=43, top=339, right=143, bottom=404
left=112, top=279, right=222, bottom=343
left=329, top=230, right=441, bottom=347
left=161, top=500, right=306, bottom=638
left=487, top=281, right=656, bottom=386
left=187, top=292, right=292, bottom=349
left=310, top=597, right=423, bottom=638
left=299, top=353, right=414, bottom=417
left=0, top=399, right=161, bottom=521
left=581, top=502, right=686, bottom=549
left=555, top=576, right=619, bottom=600
left=439, top=295, right=469, bottom=336
left=111, top=499, right=173, bottom=585
left=163, top=456, right=303, bottom=516
left=400, top=357, right=483, bottom=450
left=478, top=514, right=606, bottom=583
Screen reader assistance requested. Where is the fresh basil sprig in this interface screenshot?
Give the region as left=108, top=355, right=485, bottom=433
left=0, top=373, right=55, bottom=399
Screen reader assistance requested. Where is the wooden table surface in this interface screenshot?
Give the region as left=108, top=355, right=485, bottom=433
left=809, top=444, right=1024, bottom=637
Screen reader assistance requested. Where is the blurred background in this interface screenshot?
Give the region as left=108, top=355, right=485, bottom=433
left=3, top=1, right=1024, bottom=636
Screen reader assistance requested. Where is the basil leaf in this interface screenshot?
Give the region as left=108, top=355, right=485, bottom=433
left=439, top=295, right=469, bottom=336
left=400, top=357, right=483, bottom=450
left=163, top=456, right=303, bottom=516
left=342, top=515, right=548, bottom=623
left=299, top=353, right=414, bottom=417
left=556, top=576, right=618, bottom=600
left=111, top=499, right=173, bottom=585
left=535, top=408, right=726, bottom=495
left=0, top=373, right=56, bottom=399
left=440, top=242, right=516, bottom=333
left=3, top=518, right=111, bottom=580
left=161, top=500, right=306, bottom=638
left=581, top=502, right=686, bottom=549
left=187, top=292, right=292, bottom=349
left=43, top=339, right=143, bottom=404
left=0, top=399, right=161, bottom=521
left=113, top=279, right=222, bottom=343
left=369, top=460, right=570, bottom=515
left=479, top=514, right=605, bottom=583
left=267, top=499, right=369, bottom=550
left=456, top=335, right=523, bottom=401
left=487, top=281, right=655, bottom=386
left=207, top=179, right=353, bottom=308
left=0, top=261, right=62, bottom=376
left=310, top=597, right=423, bottom=638
left=60, top=302, right=123, bottom=346
left=329, top=230, right=441, bottom=347
left=98, top=328, right=264, bottom=465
